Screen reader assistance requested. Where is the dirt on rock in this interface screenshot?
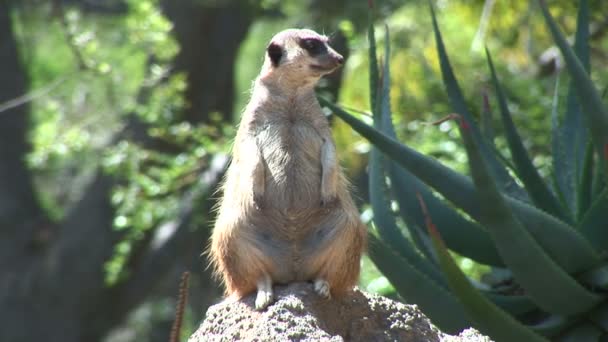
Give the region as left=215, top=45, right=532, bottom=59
left=189, top=282, right=491, bottom=342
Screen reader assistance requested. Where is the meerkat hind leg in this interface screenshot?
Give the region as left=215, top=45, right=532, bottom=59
left=313, top=278, right=331, bottom=299
left=255, top=273, right=274, bottom=310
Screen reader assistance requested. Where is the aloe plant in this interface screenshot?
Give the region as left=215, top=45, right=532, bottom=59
left=320, top=0, right=608, bottom=340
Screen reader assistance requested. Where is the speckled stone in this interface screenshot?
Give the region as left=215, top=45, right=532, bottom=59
left=189, top=282, right=492, bottom=342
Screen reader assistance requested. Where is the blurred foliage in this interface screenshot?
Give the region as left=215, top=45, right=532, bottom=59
left=13, top=0, right=232, bottom=285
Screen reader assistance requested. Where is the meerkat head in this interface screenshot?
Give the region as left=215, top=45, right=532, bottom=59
left=260, top=29, right=344, bottom=89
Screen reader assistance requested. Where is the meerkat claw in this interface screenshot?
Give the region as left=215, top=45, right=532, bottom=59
left=255, top=289, right=273, bottom=310
left=313, top=278, right=331, bottom=299
left=255, top=274, right=274, bottom=310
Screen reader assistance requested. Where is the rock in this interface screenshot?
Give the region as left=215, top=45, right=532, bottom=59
left=189, top=282, right=491, bottom=342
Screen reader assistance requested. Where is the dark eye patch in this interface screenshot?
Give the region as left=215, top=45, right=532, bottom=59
left=267, top=42, right=283, bottom=67
left=299, top=38, right=327, bottom=56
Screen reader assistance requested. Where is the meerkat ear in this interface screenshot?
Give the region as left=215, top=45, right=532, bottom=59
left=267, top=42, right=283, bottom=67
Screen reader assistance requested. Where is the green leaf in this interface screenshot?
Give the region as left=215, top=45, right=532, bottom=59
left=579, top=264, right=608, bottom=290
left=578, top=188, right=608, bottom=253
left=424, top=204, right=547, bottom=341
left=319, top=99, right=600, bottom=273
left=550, top=75, right=571, bottom=210
left=367, top=234, right=469, bottom=334
left=370, top=141, right=446, bottom=286
left=429, top=2, right=528, bottom=202
left=455, top=114, right=601, bottom=315
left=556, top=323, right=602, bottom=342
left=592, top=158, right=606, bottom=198
left=551, top=74, right=576, bottom=214
left=528, top=315, right=574, bottom=337
left=553, top=0, right=591, bottom=215
left=389, top=163, right=504, bottom=266
left=486, top=48, right=569, bottom=222
left=577, top=142, right=595, bottom=220
left=539, top=0, right=608, bottom=179
left=375, top=24, right=392, bottom=128
left=377, top=28, right=503, bottom=266
left=368, top=24, right=447, bottom=287
left=480, top=92, right=495, bottom=144
left=484, top=293, right=535, bottom=316
left=388, top=165, right=437, bottom=262
left=368, top=7, right=379, bottom=113
left=371, top=26, right=440, bottom=262
left=589, top=302, right=608, bottom=332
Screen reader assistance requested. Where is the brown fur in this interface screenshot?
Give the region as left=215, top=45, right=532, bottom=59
left=209, top=29, right=367, bottom=305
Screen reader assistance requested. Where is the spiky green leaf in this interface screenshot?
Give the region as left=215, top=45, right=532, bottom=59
left=429, top=2, right=528, bottom=202
left=319, top=99, right=601, bottom=273
left=425, top=207, right=546, bottom=341
left=370, top=26, right=441, bottom=261
left=368, top=234, right=469, bottom=333
left=589, top=302, right=608, bottom=332
left=480, top=92, right=495, bottom=144
left=578, top=188, right=608, bottom=253
left=368, top=8, right=379, bottom=113
left=539, top=0, right=608, bottom=180
left=368, top=24, right=448, bottom=287
left=577, top=142, right=595, bottom=220
left=486, top=48, right=568, bottom=222
left=370, top=25, right=501, bottom=266
left=553, top=0, right=592, bottom=216
left=484, top=293, right=535, bottom=316
left=389, top=164, right=503, bottom=266
left=370, top=148, right=447, bottom=284
left=528, top=315, right=573, bottom=337
left=579, top=264, right=608, bottom=290
left=456, top=114, right=601, bottom=315
left=557, top=323, right=602, bottom=342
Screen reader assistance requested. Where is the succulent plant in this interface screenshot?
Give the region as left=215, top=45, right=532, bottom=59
left=320, top=0, right=608, bottom=340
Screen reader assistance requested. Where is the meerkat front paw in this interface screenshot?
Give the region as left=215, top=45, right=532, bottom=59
left=255, top=274, right=274, bottom=310
left=313, top=278, right=331, bottom=299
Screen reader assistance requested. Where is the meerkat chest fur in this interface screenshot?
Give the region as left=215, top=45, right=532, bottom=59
left=247, top=86, right=326, bottom=210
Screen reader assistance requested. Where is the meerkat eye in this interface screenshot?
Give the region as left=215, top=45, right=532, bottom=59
left=299, top=38, right=326, bottom=56
left=267, top=42, right=283, bottom=67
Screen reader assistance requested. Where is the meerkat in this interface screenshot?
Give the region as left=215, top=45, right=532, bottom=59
left=209, top=28, right=367, bottom=310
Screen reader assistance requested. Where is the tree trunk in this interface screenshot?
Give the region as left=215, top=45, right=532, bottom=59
left=0, top=0, right=46, bottom=261
left=161, top=0, right=254, bottom=123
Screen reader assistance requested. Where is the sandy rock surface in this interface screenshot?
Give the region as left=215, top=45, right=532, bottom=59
left=189, top=282, right=491, bottom=342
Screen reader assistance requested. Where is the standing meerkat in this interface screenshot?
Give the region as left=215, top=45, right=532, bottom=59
left=209, top=28, right=367, bottom=310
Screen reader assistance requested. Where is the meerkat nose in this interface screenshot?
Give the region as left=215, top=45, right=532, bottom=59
left=336, top=56, right=344, bottom=65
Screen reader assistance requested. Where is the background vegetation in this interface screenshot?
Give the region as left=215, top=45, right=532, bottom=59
left=2, top=0, right=607, bottom=341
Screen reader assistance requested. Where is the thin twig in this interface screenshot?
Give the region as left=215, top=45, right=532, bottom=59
left=0, top=75, right=69, bottom=114
left=169, top=271, right=190, bottom=342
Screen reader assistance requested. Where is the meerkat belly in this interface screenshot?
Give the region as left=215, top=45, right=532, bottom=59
left=258, top=120, right=323, bottom=212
